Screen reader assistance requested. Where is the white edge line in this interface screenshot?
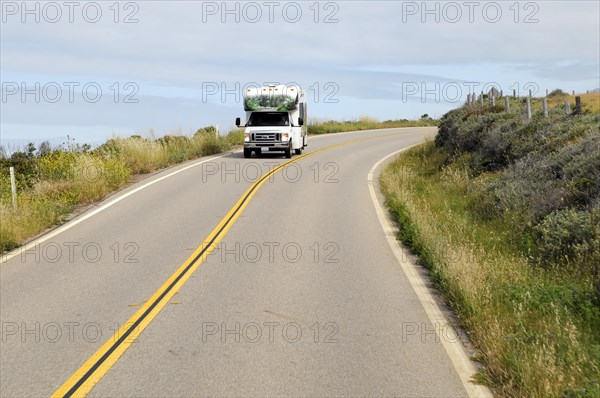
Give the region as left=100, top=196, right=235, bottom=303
left=367, top=145, right=494, bottom=398
left=1, top=151, right=234, bottom=264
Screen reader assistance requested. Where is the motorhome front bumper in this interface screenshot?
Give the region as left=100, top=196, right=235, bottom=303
left=244, top=141, right=289, bottom=150
left=244, top=131, right=290, bottom=150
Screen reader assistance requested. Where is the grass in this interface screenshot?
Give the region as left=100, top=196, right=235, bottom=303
left=491, top=92, right=600, bottom=115
left=380, top=141, right=600, bottom=397
left=548, top=92, right=600, bottom=114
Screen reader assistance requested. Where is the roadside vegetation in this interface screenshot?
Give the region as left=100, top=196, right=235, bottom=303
left=380, top=92, right=600, bottom=397
left=0, top=127, right=243, bottom=253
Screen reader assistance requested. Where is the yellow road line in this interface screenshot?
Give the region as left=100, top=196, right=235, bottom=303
left=52, top=133, right=398, bottom=398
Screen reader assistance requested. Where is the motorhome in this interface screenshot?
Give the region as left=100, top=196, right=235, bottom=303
left=236, top=84, right=307, bottom=158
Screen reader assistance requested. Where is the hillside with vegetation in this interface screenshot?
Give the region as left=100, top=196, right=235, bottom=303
left=381, top=92, right=600, bottom=397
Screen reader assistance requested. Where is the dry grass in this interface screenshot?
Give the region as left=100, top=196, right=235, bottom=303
left=507, top=92, right=600, bottom=115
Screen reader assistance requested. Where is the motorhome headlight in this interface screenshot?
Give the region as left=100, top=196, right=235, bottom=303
left=282, top=133, right=289, bottom=141
left=244, top=132, right=250, bottom=142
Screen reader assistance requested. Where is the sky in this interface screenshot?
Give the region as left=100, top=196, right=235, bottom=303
left=1, top=0, right=599, bottom=148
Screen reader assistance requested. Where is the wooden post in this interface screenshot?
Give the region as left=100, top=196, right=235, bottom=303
left=526, top=97, right=532, bottom=120
left=504, top=96, right=510, bottom=112
left=9, top=167, right=17, bottom=209
left=575, top=96, right=582, bottom=114
left=543, top=98, right=548, bottom=118
left=565, top=100, right=571, bottom=114
left=491, top=93, right=495, bottom=107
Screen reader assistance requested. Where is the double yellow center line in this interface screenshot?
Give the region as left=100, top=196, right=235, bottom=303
left=52, top=133, right=395, bottom=397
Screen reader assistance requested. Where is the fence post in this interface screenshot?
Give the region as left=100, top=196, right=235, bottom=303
left=505, top=96, right=510, bottom=112
left=9, top=166, right=17, bottom=209
left=491, top=93, right=495, bottom=107
left=513, top=89, right=516, bottom=98
left=543, top=98, right=548, bottom=118
left=575, top=96, right=582, bottom=114
left=526, top=97, right=532, bottom=120
left=528, top=89, right=532, bottom=99
left=565, top=100, right=571, bottom=114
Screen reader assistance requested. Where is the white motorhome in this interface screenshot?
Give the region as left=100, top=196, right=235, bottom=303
left=236, top=84, right=307, bottom=158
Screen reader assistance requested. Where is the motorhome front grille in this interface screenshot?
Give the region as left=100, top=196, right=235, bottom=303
left=253, top=132, right=281, bottom=142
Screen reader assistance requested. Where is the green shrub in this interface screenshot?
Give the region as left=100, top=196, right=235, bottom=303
left=0, top=148, right=38, bottom=190
left=548, top=89, right=567, bottom=97
left=194, top=125, right=217, bottom=138
left=490, top=130, right=600, bottom=225
left=534, top=207, right=599, bottom=271
left=225, top=129, right=244, bottom=145
left=201, top=136, right=227, bottom=155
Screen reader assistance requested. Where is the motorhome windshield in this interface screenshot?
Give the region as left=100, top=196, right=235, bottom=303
left=247, top=112, right=289, bottom=127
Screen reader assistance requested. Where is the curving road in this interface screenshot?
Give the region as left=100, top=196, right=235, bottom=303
left=0, top=127, right=491, bottom=397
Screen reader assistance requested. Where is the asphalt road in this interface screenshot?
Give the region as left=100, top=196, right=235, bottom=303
left=0, top=127, right=490, bottom=397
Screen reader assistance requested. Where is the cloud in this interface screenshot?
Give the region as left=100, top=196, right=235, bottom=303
left=1, top=0, right=598, bottom=142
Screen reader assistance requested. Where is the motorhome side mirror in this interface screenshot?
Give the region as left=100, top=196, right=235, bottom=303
left=298, top=117, right=304, bottom=126
left=235, top=117, right=241, bottom=127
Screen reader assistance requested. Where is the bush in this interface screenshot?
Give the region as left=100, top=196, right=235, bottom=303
left=534, top=207, right=600, bottom=272
left=200, top=136, right=227, bottom=155
left=0, top=148, right=38, bottom=190
left=549, top=89, right=568, bottom=97
left=225, top=129, right=244, bottom=145
left=194, top=125, right=216, bottom=138
left=490, top=130, right=600, bottom=224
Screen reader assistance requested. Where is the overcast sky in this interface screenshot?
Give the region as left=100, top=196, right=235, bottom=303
left=1, top=0, right=599, bottom=147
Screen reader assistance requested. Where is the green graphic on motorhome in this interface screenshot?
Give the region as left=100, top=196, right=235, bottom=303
left=244, top=96, right=298, bottom=111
